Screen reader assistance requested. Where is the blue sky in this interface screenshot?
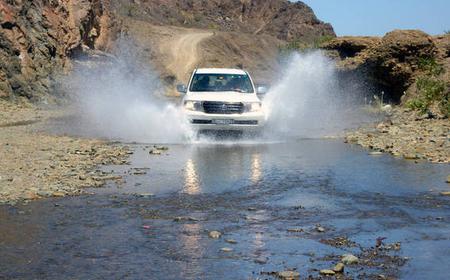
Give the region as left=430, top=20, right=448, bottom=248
left=299, top=0, right=450, bottom=36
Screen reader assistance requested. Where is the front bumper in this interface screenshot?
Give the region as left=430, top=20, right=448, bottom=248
left=185, top=111, right=265, bottom=131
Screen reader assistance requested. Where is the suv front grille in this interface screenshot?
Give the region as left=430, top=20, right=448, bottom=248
left=203, top=102, right=244, bottom=114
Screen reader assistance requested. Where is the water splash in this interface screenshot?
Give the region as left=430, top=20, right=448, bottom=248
left=59, top=44, right=368, bottom=144
left=263, top=51, right=369, bottom=139
left=60, top=38, right=191, bottom=143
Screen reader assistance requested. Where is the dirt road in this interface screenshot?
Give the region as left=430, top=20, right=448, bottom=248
left=164, top=31, right=213, bottom=83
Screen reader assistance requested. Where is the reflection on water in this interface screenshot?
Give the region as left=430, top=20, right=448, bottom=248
left=182, top=147, right=264, bottom=193
left=179, top=223, right=203, bottom=276
left=184, top=159, right=201, bottom=194
left=251, top=153, right=262, bottom=184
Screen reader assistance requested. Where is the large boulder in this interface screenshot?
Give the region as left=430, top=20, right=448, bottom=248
left=323, top=30, right=443, bottom=103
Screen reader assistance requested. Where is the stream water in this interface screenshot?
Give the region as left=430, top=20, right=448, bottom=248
left=1, top=140, right=449, bottom=279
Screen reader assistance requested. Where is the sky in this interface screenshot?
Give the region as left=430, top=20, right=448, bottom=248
left=299, top=0, right=450, bottom=36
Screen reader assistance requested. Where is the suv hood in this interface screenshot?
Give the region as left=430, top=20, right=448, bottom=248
left=185, top=92, right=261, bottom=103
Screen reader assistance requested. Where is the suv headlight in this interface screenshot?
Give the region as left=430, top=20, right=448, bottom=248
left=244, top=102, right=262, bottom=112
left=184, top=101, right=203, bottom=111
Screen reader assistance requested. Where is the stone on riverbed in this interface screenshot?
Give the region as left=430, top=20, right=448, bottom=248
left=342, top=254, right=359, bottom=264
left=208, top=230, right=221, bottom=239
left=149, top=149, right=162, bottom=155
left=333, top=262, right=345, bottom=273
left=320, top=269, right=336, bottom=275
left=276, top=270, right=300, bottom=280
left=220, top=247, right=233, bottom=252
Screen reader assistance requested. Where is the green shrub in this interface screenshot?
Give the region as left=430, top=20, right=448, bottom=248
left=408, top=76, right=448, bottom=116
left=406, top=98, right=427, bottom=112
left=418, top=57, right=444, bottom=76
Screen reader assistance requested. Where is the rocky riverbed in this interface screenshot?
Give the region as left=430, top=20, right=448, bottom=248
left=346, top=107, right=450, bottom=164
left=0, top=100, right=129, bottom=205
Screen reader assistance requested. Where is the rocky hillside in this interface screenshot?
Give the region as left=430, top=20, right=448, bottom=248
left=323, top=30, right=449, bottom=116
left=0, top=0, right=117, bottom=102
left=114, top=0, right=335, bottom=42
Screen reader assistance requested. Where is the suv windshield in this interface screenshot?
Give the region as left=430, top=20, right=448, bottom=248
left=189, top=73, right=254, bottom=93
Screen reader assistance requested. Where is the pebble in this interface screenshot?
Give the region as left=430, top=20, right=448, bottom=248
left=333, top=262, right=345, bottom=273
left=403, top=154, right=419, bottom=160
left=52, top=191, right=65, bottom=197
left=342, top=254, right=359, bottom=265
left=320, top=269, right=336, bottom=276
left=138, top=193, right=154, bottom=198
left=368, top=151, right=383, bottom=155
left=446, top=175, right=450, bottom=183
left=225, top=239, right=237, bottom=244
left=149, top=149, right=162, bottom=155
left=316, top=226, right=325, bottom=233
left=287, top=228, right=304, bottom=233
left=440, top=192, right=450, bottom=196
left=220, top=247, right=233, bottom=252
left=154, top=145, right=169, bottom=151
left=254, top=256, right=268, bottom=264
left=37, top=190, right=53, bottom=197
left=276, top=270, right=300, bottom=280
left=208, top=230, right=221, bottom=239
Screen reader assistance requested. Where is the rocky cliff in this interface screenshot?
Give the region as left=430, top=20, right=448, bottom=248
left=323, top=30, right=449, bottom=116
left=113, top=0, right=335, bottom=42
left=0, top=0, right=116, bottom=101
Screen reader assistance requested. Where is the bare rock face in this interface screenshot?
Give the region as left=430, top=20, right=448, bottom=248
left=0, top=0, right=116, bottom=101
left=323, top=30, right=446, bottom=103
left=113, top=0, right=335, bottom=42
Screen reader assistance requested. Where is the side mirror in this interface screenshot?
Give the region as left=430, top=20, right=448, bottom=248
left=256, top=85, right=268, bottom=95
left=176, top=84, right=187, bottom=94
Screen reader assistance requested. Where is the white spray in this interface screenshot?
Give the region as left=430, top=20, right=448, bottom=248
left=61, top=39, right=191, bottom=143
left=61, top=42, right=368, bottom=144
left=263, top=51, right=368, bottom=139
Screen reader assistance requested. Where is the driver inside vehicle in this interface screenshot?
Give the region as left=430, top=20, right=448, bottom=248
left=196, top=76, right=210, bottom=91
left=226, top=77, right=245, bottom=92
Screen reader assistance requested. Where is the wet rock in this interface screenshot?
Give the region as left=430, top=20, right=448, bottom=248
left=208, top=230, right=221, bottom=239
left=369, top=151, right=383, bottom=156
left=225, top=239, right=237, bottom=244
left=333, top=263, right=345, bottom=273
left=138, top=193, right=154, bottom=198
left=149, top=149, right=162, bottom=155
left=153, top=145, right=169, bottom=151
left=37, top=190, right=53, bottom=197
left=276, top=270, right=300, bottom=280
left=255, top=256, right=268, bottom=264
left=403, top=154, right=419, bottom=160
left=320, top=269, right=335, bottom=276
left=52, top=191, right=65, bottom=197
left=316, top=225, right=325, bottom=233
left=220, top=247, right=233, bottom=252
left=287, top=228, right=304, bottom=233
left=341, top=254, right=359, bottom=265
left=93, top=175, right=122, bottom=181
left=439, top=192, right=450, bottom=196
left=174, top=216, right=199, bottom=222
left=446, top=175, right=450, bottom=183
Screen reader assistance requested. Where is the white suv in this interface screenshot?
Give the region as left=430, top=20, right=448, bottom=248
left=178, top=68, right=267, bottom=132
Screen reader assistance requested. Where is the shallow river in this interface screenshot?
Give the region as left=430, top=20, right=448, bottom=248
left=1, top=140, right=449, bottom=279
